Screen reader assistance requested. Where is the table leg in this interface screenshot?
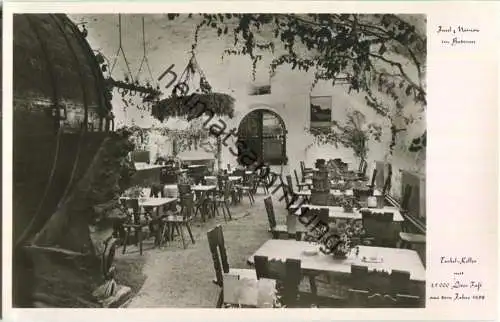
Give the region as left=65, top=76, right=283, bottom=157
left=201, top=192, right=207, bottom=222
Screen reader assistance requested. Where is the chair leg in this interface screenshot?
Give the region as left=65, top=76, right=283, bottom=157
left=179, top=224, right=187, bottom=249
left=170, top=223, right=176, bottom=241
left=186, top=222, right=195, bottom=244
left=138, top=229, right=143, bottom=256
left=224, top=201, right=232, bottom=220
left=216, top=288, right=224, bottom=308
left=122, top=229, right=129, bottom=254
left=214, top=203, right=222, bottom=219
left=220, top=203, right=228, bottom=222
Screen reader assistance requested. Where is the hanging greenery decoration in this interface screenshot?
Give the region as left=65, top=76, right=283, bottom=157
left=151, top=52, right=235, bottom=122
left=152, top=92, right=235, bottom=121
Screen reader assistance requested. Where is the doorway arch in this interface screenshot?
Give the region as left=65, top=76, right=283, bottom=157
left=237, top=109, right=287, bottom=165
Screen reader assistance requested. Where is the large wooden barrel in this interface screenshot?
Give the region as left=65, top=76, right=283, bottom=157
left=13, top=14, right=112, bottom=245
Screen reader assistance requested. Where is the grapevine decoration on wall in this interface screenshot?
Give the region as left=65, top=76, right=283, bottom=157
left=167, top=13, right=426, bottom=155
left=306, top=110, right=382, bottom=161
left=125, top=122, right=218, bottom=158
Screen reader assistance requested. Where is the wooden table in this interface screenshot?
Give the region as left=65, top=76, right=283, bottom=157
left=294, top=204, right=362, bottom=221
left=119, top=197, right=177, bottom=246
left=247, top=240, right=425, bottom=282
left=119, top=196, right=177, bottom=210
left=295, top=189, right=354, bottom=197
left=192, top=185, right=217, bottom=221
left=294, top=205, right=404, bottom=222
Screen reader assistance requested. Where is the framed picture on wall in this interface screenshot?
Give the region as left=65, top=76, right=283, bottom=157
left=310, top=96, right=332, bottom=131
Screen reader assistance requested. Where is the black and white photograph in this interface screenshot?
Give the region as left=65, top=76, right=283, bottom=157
left=12, top=11, right=432, bottom=309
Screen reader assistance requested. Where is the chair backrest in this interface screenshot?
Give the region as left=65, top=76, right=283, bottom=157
left=286, top=175, right=294, bottom=192
left=401, top=184, right=413, bottom=212
left=361, top=212, right=392, bottom=240
left=308, top=208, right=329, bottom=226
left=358, top=159, right=367, bottom=175
left=382, top=168, right=392, bottom=195
left=293, top=169, right=301, bottom=186
left=280, top=176, right=291, bottom=206
left=233, top=169, right=245, bottom=178
left=350, top=265, right=369, bottom=289
left=178, top=183, right=192, bottom=196
left=300, top=161, right=306, bottom=173
left=254, top=256, right=301, bottom=307
left=223, top=180, right=233, bottom=200
left=390, top=269, right=411, bottom=294
left=381, top=212, right=394, bottom=222
left=120, top=198, right=140, bottom=224
left=370, top=168, right=378, bottom=188
left=207, top=225, right=230, bottom=286
left=264, top=196, right=277, bottom=229
left=180, top=193, right=194, bottom=220
left=217, top=175, right=227, bottom=192
left=247, top=173, right=255, bottom=187
left=150, top=183, right=164, bottom=198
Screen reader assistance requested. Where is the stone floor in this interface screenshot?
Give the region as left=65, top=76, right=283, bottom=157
left=115, top=190, right=285, bottom=308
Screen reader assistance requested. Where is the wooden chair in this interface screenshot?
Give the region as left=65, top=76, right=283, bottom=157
left=264, top=196, right=289, bottom=239
left=150, top=183, right=165, bottom=198
left=361, top=211, right=394, bottom=247
left=398, top=185, right=426, bottom=249
left=120, top=198, right=150, bottom=255
left=215, top=174, right=228, bottom=196
left=357, top=159, right=368, bottom=179
left=382, top=164, right=392, bottom=195
left=235, top=173, right=255, bottom=205
left=207, top=225, right=256, bottom=307
left=300, top=161, right=313, bottom=176
left=390, top=270, right=411, bottom=295
left=177, top=183, right=192, bottom=197
left=294, top=169, right=311, bottom=191
left=254, top=256, right=302, bottom=307
left=163, top=193, right=195, bottom=249
left=213, top=180, right=233, bottom=222
left=368, top=168, right=378, bottom=190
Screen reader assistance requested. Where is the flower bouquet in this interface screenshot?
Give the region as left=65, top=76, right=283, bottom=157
left=319, top=220, right=366, bottom=259
left=122, top=185, right=146, bottom=199
left=340, top=197, right=357, bottom=213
